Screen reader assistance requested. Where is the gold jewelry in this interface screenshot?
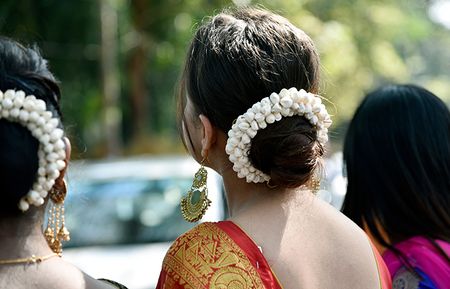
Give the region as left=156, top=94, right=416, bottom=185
left=311, top=176, right=321, bottom=194
left=45, top=179, right=70, bottom=255
left=181, top=159, right=211, bottom=222
left=0, top=253, right=59, bottom=265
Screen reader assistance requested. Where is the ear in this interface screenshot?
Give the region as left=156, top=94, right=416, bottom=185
left=199, top=114, right=216, bottom=159
left=55, top=137, right=71, bottom=185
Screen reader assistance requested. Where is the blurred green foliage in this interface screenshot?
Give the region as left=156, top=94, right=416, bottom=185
left=1, top=0, right=449, bottom=157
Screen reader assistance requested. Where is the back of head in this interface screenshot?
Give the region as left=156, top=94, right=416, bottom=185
left=180, top=7, right=323, bottom=188
left=342, top=84, right=450, bottom=244
left=0, top=37, right=62, bottom=216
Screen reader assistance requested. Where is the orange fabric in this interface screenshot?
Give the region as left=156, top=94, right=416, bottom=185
left=156, top=221, right=282, bottom=289
left=369, top=239, right=393, bottom=289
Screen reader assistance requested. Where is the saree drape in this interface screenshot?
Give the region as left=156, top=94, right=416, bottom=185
left=156, top=221, right=391, bottom=289
left=156, top=221, right=282, bottom=289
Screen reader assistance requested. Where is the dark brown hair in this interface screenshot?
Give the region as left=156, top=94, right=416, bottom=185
left=0, top=37, right=62, bottom=216
left=342, top=84, right=450, bottom=245
left=179, top=8, right=323, bottom=188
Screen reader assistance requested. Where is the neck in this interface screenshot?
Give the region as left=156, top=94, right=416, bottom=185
left=219, top=164, right=300, bottom=218
left=0, top=213, right=53, bottom=259
left=208, top=136, right=313, bottom=220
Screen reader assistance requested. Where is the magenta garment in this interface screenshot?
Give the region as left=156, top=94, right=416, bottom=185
left=383, top=236, right=450, bottom=288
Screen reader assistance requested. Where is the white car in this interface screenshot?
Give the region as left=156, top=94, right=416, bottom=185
left=62, top=156, right=226, bottom=289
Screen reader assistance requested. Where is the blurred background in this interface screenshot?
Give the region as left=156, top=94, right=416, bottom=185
left=1, top=0, right=449, bottom=158
left=1, top=0, right=449, bottom=288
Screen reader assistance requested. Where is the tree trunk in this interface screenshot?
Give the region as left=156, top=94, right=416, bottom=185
left=128, top=0, right=149, bottom=142
left=99, top=0, right=122, bottom=156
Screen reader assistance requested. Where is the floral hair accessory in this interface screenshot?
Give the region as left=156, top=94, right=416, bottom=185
left=0, top=89, right=66, bottom=211
left=225, top=87, right=332, bottom=183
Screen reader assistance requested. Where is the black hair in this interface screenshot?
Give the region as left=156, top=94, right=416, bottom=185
left=342, top=84, right=450, bottom=246
left=178, top=7, right=323, bottom=188
left=0, top=37, right=62, bottom=216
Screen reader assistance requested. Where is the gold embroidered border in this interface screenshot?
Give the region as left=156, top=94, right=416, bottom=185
left=162, top=222, right=265, bottom=289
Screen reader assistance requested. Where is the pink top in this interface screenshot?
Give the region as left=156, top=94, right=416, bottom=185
left=383, top=236, right=450, bottom=288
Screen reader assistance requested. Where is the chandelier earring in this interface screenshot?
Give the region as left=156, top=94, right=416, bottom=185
left=180, top=157, right=211, bottom=222
left=45, top=179, right=70, bottom=255
left=310, top=176, right=321, bottom=194
left=309, top=166, right=323, bottom=194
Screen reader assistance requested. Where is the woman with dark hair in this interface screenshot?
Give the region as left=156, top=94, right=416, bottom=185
left=342, top=84, right=450, bottom=289
left=0, top=37, right=127, bottom=289
left=156, top=7, right=391, bottom=289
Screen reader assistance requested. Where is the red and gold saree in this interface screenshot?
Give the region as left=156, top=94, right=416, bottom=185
left=156, top=221, right=282, bottom=289
left=156, top=221, right=391, bottom=289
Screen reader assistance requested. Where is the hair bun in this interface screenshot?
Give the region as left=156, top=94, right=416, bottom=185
left=249, top=117, right=324, bottom=188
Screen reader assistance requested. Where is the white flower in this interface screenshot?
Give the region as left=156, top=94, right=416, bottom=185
left=0, top=90, right=67, bottom=211
left=225, top=87, right=332, bottom=183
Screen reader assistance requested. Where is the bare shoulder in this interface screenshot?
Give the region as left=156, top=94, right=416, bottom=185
left=34, top=259, right=118, bottom=289
left=299, top=198, right=381, bottom=289
left=230, top=195, right=383, bottom=289
left=0, top=257, right=116, bottom=289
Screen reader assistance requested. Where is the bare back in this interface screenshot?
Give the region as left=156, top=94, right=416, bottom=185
left=0, top=258, right=116, bottom=289
left=232, top=192, right=382, bottom=289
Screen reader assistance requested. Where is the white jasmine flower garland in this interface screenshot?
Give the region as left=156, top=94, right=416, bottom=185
left=0, top=90, right=66, bottom=211
left=225, top=87, right=332, bottom=183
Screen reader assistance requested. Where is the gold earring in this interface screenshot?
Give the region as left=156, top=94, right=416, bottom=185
left=45, top=180, right=70, bottom=255
left=180, top=159, right=211, bottom=222
left=310, top=176, right=321, bottom=194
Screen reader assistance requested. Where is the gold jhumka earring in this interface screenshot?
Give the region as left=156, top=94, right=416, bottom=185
left=311, top=177, right=321, bottom=194
left=44, top=180, right=70, bottom=255
left=310, top=167, right=323, bottom=194
left=181, top=159, right=211, bottom=222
